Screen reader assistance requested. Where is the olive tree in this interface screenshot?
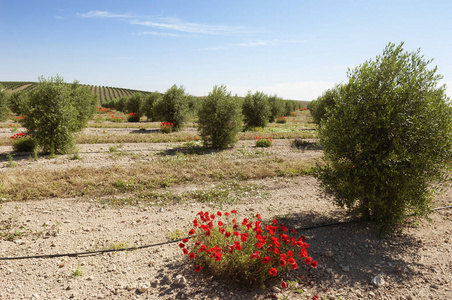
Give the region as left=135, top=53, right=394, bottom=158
left=157, top=85, right=188, bottom=131
left=315, top=42, right=452, bottom=232
left=0, top=84, right=10, bottom=121
left=198, top=85, right=242, bottom=149
left=21, top=76, right=97, bottom=154
left=242, top=91, right=269, bottom=129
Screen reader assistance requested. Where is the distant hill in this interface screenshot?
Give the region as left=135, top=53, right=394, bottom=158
left=0, top=81, right=310, bottom=107
left=0, top=81, right=151, bottom=105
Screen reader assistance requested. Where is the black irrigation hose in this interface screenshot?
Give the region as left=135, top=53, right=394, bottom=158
left=0, top=206, right=451, bottom=261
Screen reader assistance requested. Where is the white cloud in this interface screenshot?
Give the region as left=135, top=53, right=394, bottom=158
left=226, top=81, right=337, bottom=101
left=77, top=10, right=245, bottom=36
left=77, top=10, right=132, bottom=18
left=201, top=39, right=305, bottom=51
left=54, top=15, right=64, bottom=20
left=137, top=31, right=190, bottom=38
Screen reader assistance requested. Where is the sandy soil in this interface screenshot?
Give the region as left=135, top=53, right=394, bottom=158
left=0, top=140, right=451, bottom=300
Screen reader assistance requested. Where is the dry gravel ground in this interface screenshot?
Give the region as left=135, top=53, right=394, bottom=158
left=0, top=141, right=451, bottom=299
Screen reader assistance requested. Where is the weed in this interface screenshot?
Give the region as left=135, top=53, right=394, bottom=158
left=72, top=263, right=83, bottom=277
left=5, top=152, right=17, bottom=167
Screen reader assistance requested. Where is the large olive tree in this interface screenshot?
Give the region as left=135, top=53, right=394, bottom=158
left=315, top=42, right=452, bottom=232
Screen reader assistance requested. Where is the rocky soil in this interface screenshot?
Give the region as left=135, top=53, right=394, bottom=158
left=0, top=137, right=451, bottom=299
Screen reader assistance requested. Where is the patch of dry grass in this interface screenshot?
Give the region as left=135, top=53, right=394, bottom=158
left=0, top=152, right=319, bottom=201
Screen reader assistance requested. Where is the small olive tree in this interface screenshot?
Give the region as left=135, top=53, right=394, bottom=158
left=315, top=42, right=452, bottom=232
left=267, top=95, right=285, bottom=122
left=242, top=91, right=269, bottom=129
left=309, top=85, right=340, bottom=124
left=142, top=92, right=162, bottom=121
left=8, top=90, right=30, bottom=116
left=158, top=85, right=188, bottom=131
left=125, top=92, right=144, bottom=122
left=198, top=85, right=242, bottom=149
left=0, top=84, right=10, bottom=121
left=21, top=76, right=97, bottom=154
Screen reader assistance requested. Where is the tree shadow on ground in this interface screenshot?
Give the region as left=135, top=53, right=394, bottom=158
left=130, top=129, right=160, bottom=134
left=274, top=210, right=428, bottom=295
left=157, top=146, right=221, bottom=157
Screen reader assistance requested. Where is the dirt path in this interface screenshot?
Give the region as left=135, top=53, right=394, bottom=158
left=0, top=174, right=451, bottom=299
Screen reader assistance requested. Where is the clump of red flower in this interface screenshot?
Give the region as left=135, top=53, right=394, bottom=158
left=254, top=136, right=275, bottom=147
left=180, top=210, right=317, bottom=287
left=276, top=116, right=287, bottom=124
left=160, top=121, right=174, bottom=134
left=10, top=132, right=27, bottom=140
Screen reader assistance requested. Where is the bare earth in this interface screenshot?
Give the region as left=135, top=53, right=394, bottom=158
left=0, top=139, right=451, bottom=300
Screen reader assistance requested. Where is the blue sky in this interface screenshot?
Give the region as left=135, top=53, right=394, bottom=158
left=1, top=0, right=451, bottom=100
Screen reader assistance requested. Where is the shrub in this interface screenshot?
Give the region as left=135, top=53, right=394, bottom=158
left=125, top=92, right=144, bottom=116
left=309, top=86, right=340, bottom=124
left=267, top=95, right=285, bottom=123
left=20, top=75, right=96, bottom=154
left=8, top=90, right=29, bottom=115
left=142, top=92, right=162, bottom=121
left=12, top=134, right=37, bottom=152
left=283, top=100, right=298, bottom=116
left=160, top=121, right=173, bottom=134
left=242, top=91, right=269, bottom=129
left=181, top=210, right=317, bottom=287
left=127, top=113, right=140, bottom=122
left=315, top=42, right=452, bottom=232
left=0, top=84, right=10, bottom=121
left=158, top=85, right=188, bottom=131
left=198, top=85, right=242, bottom=149
left=276, top=116, right=287, bottom=124
left=114, top=97, right=128, bottom=112
left=254, top=136, right=274, bottom=147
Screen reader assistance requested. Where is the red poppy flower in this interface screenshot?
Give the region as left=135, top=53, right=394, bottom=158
left=304, top=257, right=313, bottom=265
left=256, top=214, right=261, bottom=219
left=279, top=259, right=287, bottom=267
left=269, top=268, right=277, bottom=276
left=311, top=260, right=318, bottom=268
left=195, top=241, right=201, bottom=246
left=287, top=250, right=293, bottom=257
left=179, top=243, right=185, bottom=248
left=217, top=211, right=222, bottom=216
left=218, top=221, right=224, bottom=226
left=189, top=229, right=195, bottom=235
left=195, top=265, right=202, bottom=272
left=291, top=262, right=298, bottom=269
left=281, top=281, right=287, bottom=289
left=225, top=231, right=231, bottom=238
left=183, top=248, right=188, bottom=255
left=233, top=231, right=239, bottom=236
left=189, top=253, right=196, bottom=259
left=200, top=245, right=207, bottom=252
left=182, top=239, right=189, bottom=243
left=272, top=219, right=277, bottom=225
left=231, top=210, right=237, bottom=214
left=262, top=256, right=270, bottom=264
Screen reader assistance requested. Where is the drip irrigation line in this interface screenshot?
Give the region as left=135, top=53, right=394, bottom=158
left=0, top=206, right=450, bottom=261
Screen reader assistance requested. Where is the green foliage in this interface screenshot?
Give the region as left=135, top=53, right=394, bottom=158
left=13, top=137, right=38, bottom=152
left=125, top=92, right=144, bottom=115
left=283, top=100, right=298, bottom=116
left=142, top=92, right=162, bottom=121
left=20, top=75, right=96, bottom=154
left=309, top=86, right=340, bottom=124
left=267, top=95, right=285, bottom=123
left=315, top=42, right=452, bottom=232
left=8, top=90, right=29, bottom=115
left=242, top=91, right=269, bottom=129
left=158, top=85, right=188, bottom=131
left=198, top=85, right=242, bottom=149
left=0, top=84, right=10, bottom=121
left=114, top=97, right=128, bottom=112
left=255, top=137, right=273, bottom=147
left=69, top=81, right=97, bottom=131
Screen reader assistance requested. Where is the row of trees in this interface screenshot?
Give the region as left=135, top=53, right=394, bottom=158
left=102, top=86, right=301, bottom=129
